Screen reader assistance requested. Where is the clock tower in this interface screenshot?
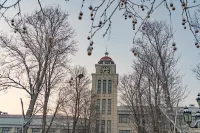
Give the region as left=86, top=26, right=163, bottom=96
left=91, top=52, right=118, bottom=133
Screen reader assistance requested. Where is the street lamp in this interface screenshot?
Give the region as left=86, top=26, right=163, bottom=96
left=195, top=110, right=200, bottom=120
left=196, top=93, right=200, bottom=107
left=183, top=93, right=200, bottom=128
left=183, top=107, right=192, bottom=126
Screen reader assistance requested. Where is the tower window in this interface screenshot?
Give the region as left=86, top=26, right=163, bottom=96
left=2, top=127, right=10, bottom=133
left=119, top=130, right=130, bottom=133
left=103, top=80, right=106, bottom=94
left=107, top=99, right=111, bottom=115
left=16, top=128, right=22, bottom=133
left=97, top=99, right=100, bottom=112
left=97, top=80, right=101, bottom=94
left=101, top=120, right=105, bottom=133
left=119, top=114, right=130, bottom=123
left=48, top=129, right=56, bottom=133
left=108, top=80, right=112, bottom=94
left=32, top=128, right=40, bottom=133
left=102, top=99, right=106, bottom=114
left=107, top=120, right=111, bottom=133
left=96, top=120, right=100, bottom=133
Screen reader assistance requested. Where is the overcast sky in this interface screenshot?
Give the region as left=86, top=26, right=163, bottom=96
left=0, top=0, right=200, bottom=114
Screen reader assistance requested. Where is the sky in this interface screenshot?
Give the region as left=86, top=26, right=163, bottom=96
left=0, top=0, right=200, bottom=114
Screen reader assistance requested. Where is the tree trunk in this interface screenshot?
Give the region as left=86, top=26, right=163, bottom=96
left=42, top=91, right=50, bottom=133
left=72, top=119, right=78, bottom=133
left=23, top=95, right=38, bottom=133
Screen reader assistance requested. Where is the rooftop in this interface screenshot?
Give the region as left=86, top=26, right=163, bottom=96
left=98, top=52, right=115, bottom=64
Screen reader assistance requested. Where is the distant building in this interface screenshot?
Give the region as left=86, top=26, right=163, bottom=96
left=0, top=114, right=82, bottom=133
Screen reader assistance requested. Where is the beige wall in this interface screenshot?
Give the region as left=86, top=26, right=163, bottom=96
left=92, top=63, right=118, bottom=133
left=91, top=62, right=137, bottom=133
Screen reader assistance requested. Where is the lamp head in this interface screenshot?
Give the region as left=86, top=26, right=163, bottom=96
left=183, top=107, right=192, bottom=125
left=196, top=93, right=200, bottom=107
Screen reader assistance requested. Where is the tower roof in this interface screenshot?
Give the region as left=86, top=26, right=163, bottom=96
left=100, top=56, right=112, bottom=61
left=98, top=52, right=115, bottom=64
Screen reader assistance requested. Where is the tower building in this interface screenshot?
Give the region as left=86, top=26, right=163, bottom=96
left=91, top=51, right=118, bottom=133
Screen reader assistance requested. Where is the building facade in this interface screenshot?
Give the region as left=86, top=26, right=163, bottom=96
left=91, top=52, right=133, bottom=133
left=0, top=114, right=85, bottom=133
left=0, top=115, right=65, bottom=133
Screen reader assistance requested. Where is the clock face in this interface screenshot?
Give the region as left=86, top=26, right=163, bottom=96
left=100, top=66, right=110, bottom=74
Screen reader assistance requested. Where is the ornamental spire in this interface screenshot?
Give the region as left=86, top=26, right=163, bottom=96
left=105, top=44, right=109, bottom=56
left=105, top=51, right=109, bottom=56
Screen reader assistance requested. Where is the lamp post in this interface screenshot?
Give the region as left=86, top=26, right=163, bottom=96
left=183, top=93, right=200, bottom=128
left=197, top=93, right=200, bottom=107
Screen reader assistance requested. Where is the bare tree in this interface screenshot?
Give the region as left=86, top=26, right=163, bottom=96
left=193, top=58, right=200, bottom=81
left=119, top=65, right=148, bottom=133
left=192, top=10, right=200, bottom=78
left=77, top=0, right=200, bottom=53
left=35, top=85, right=66, bottom=133
left=0, top=1, right=200, bottom=54
left=134, top=21, right=185, bottom=110
left=78, top=92, right=100, bottom=133
left=0, top=6, right=76, bottom=133
left=119, top=21, right=187, bottom=133
left=60, top=65, right=91, bottom=133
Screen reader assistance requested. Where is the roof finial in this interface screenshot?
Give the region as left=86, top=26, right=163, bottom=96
left=105, top=44, right=109, bottom=56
